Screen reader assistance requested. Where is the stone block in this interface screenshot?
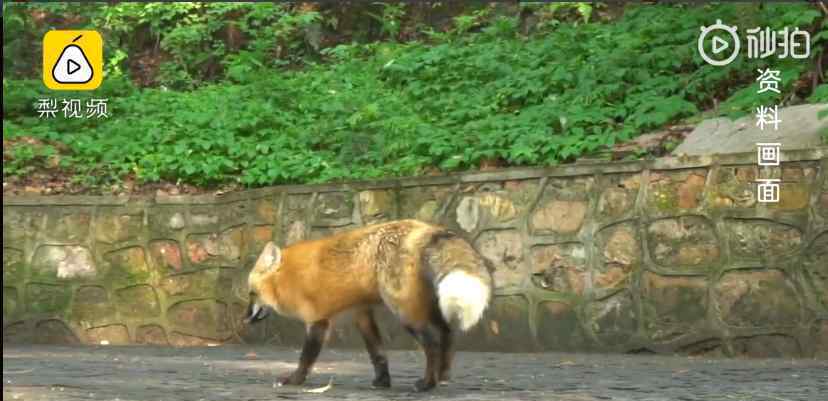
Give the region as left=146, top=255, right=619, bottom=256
left=453, top=182, right=538, bottom=232
left=34, top=319, right=79, bottom=344
left=72, top=285, right=116, bottom=327
left=3, top=247, right=25, bottom=284
left=456, top=295, right=534, bottom=352
left=160, top=269, right=220, bottom=299
left=253, top=196, right=279, bottom=224
left=26, top=283, right=71, bottom=313
left=147, top=206, right=187, bottom=235
left=168, top=331, right=225, bottom=346
left=708, top=166, right=758, bottom=209
left=248, top=225, right=274, bottom=256
left=282, top=220, right=307, bottom=246
left=594, top=222, right=641, bottom=291
left=86, top=324, right=131, bottom=345
left=148, top=240, right=184, bottom=272
left=536, top=301, right=588, bottom=351
left=32, top=245, right=96, bottom=280
left=218, top=201, right=250, bottom=229
left=359, top=190, right=395, bottom=224
left=647, top=216, right=719, bottom=270
left=641, top=273, right=707, bottom=341
left=104, top=246, right=151, bottom=284
left=135, top=325, right=169, bottom=345
left=803, top=231, right=828, bottom=308
left=727, top=219, right=802, bottom=263
left=819, top=192, right=828, bottom=218
left=714, top=270, right=801, bottom=328
left=189, top=206, right=220, bottom=231
left=530, top=200, right=588, bottom=235
left=186, top=226, right=244, bottom=266
left=677, top=338, right=726, bottom=357
left=168, top=299, right=231, bottom=339
left=314, top=192, right=353, bottom=222
left=475, top=229, right=525, bottom=290
left=3, top=207, right=45, bottom=244
left=116, top=285, right=160, bottom=318
left=3, top=321, right=30, bottom=344
left=399, top=185, right=455, bottom=223
left=730, top=335, right=801, bottom=358
left=647, top=169, right=707, bottom=212
left=587, top=290, right=638, bottom=347
left=44, top=211, right=91, bottom=243
left=597, top=174, right=641, bottom=220
left=3, top=286, right=19, bottom=319
left=95, top=209, right=143, bottom=244
left=530, top=243, right=587, bottom=295
left=812, top=320, right=828, bottom=358
left=772, top=183, right=811, bottom=210
left=309, top=224, right=354, bottom=240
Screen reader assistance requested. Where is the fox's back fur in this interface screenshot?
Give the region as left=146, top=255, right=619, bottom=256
left=251, top=219, right=492, bottom=330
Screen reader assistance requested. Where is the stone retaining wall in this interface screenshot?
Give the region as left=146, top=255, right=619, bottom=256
left=3, top=149, right=828, bottom=358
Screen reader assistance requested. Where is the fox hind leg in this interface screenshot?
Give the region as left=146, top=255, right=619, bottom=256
left=279, top=320, right=329, bottom=386
left=433, top=314, right=453, bottom=383
left=405, top=323, right=443, bottom=392
left=355, top=309, right=391, bottom=388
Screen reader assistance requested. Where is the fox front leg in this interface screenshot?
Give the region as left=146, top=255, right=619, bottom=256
left=279, top=320, right=329, bottom=386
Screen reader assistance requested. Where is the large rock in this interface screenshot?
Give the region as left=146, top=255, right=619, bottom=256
left=673, top=104, right=828, bottom=155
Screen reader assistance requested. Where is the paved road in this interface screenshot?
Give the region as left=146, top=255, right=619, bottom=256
left=3, top=345, right=827, bottom=401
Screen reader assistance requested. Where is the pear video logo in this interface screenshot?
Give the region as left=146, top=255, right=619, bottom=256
left=43, top=30, right=103, bottom=90
left=52, top=35, right=94, bottom=84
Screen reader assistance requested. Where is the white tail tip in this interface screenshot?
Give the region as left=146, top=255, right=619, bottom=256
left=437, top=271, right=490, bottom=331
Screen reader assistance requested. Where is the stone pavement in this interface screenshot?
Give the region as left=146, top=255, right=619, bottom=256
left=3, top=345, right=827, bottom=401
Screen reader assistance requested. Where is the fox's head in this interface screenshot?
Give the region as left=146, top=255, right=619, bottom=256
left=243, top=241, right=282, bottom=325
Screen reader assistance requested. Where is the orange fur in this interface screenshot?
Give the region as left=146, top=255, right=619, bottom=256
left=250, top=219, right=487, bottom=327
left=247, top=219, right=493, bottom=391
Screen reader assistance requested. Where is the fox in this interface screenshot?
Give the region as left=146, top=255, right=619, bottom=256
left=243, top=219, right=493, bottom=392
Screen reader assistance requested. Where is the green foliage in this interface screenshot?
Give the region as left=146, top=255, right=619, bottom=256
left=3, top=3, right=827, bottom=189
left=366, top=2, right=406, bottom=41
left=3, top=2, right=323, bottom=89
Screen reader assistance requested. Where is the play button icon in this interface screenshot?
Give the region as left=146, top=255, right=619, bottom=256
left=712, top=36, right=729, bottom=54
left=698, top=20, right=741, bottom=66
left=67, top=59, right=81, bottom=75
left=51, top=41, right=94, bottom=84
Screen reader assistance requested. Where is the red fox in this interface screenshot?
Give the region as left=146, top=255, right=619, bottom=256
left=243, top=219, right=493, bottom=391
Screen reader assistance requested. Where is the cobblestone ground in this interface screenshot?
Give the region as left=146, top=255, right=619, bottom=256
left=3, top=345, right=827, bottom=401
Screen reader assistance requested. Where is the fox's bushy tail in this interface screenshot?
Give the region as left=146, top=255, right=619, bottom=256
left=437, top=270, right=491, bottom=331
left=426, top=233, right=493, bottom=332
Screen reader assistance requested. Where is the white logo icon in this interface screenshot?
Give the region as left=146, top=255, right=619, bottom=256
left=52, top=35, right=94, bottom=84
left=699, top=20, right=740, bottom=66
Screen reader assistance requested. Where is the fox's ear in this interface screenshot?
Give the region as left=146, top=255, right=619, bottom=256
left=253, top=241, right=282, bottom=274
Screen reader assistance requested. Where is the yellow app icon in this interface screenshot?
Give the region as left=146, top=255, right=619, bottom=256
left=43, top=30, right=103, bottom=90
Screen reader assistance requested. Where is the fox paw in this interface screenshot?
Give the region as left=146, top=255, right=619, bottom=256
left=413, top=378, right=436, bottom=392
left=371, top=374, right=391, bottom=388
left=277, top=372, right=306, bottom=386
left=438, top=372, right=451, bottom=384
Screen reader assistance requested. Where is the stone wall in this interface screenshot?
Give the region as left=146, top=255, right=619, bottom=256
left=4, top=149, right=828, bottom=358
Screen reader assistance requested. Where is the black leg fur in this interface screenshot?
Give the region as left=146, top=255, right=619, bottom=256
left=405, top=324, right=442, bottom=392
left=432, top=314, right=453, bottom=383
left=355, top=309, right=391, bottom=388
left=279, top=320, right=329, bottom=386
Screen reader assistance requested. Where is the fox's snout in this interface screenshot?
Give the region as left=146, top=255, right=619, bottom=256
left=243, top=301, right=270, bottom=324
